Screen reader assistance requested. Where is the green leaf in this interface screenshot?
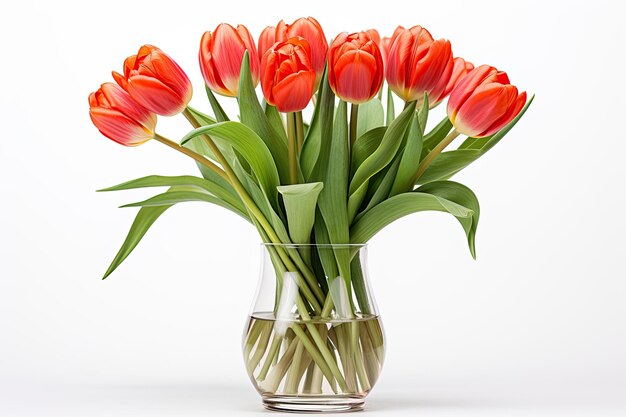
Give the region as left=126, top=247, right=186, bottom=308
left=356, top=98, right=384, bottom=138
left=350, top=126, right=386, bottom=178
left=103, top=204, right=171, bottom=279
left=418, top=95, right=534, bottom=184
left=360, top=153, right=402, bottom=217
left=417, top=93, right=429, bottom=134
left=317, top=100, right=351, bottom=288
left=348, top=101, right=416, bottom=212
left=120, top=186, right=249, bottom=221
left=263, top=102, right=287, bottom=142
left=389, top=113, right=422, bottom=196
left=385, top=87, right=395, bottom=126
left=309, top=69, right=336, bottom=183
left=420, top=117, right=453, bottom=160
left=277, top=182, right=323, bottom=244
left=205, top=85, right=230, bottom=122
left=186, top=106, right=216, bottom=125
left=97, top=174, right=243, bottom=214
left=416, top=181, right=480, bottom=258
left=350, top=189, right=474, bottom=245
left=300, top=75, right=326, bottom=181
left=180, top=121, right=281, bottom=211
left=237, top=52, right=290, bottom=184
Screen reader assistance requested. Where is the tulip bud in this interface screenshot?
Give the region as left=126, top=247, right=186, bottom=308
left=447, top=65, right=527, bottom=138
left=89, top=83, right=156, bottom=146
left=259, top=17, right=328, bottom=86
left=112, top=45, right=192, bottom=117
left=429, top=57, right=474, bottom=107
left=385, top=25, right=453, bottom=105
left=261, top=37, right=316, bottom=113
left=199, top=23, right=260, bottom=97
left=328, top=31, right=384, bottom=104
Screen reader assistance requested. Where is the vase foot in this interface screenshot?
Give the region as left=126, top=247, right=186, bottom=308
left=262, top=394, right=365, bottom=413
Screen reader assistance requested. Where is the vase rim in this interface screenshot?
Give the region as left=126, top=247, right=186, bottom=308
left=261, top=243, right=367, bottom=248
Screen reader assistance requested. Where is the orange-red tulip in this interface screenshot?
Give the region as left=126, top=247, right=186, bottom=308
left=259, top=17, right=328, bottom=86
left=261, top=37, right=316, bottom=113
left=89, top=83, right=156, bottom=147
left=365, top=29, right=381, bottom=45
left=385, top=25, right=453, bottom=104
left=199, top=23, right=260, bottom=97
left=447, top=65, right=527, bottom=138
left=112, top=45, right=192, bottom=117
left=328, top=31, right=384, bottom=104
left=380, top=26, right=405, bottom=67
left=429, top=57, right=474, bottom=107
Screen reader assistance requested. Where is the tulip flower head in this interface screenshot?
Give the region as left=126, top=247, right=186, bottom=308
left=200, top=23, right=260, bottom=97
left=261, top=37, right=316, bottom=113
left=447, top=65, right=527, bottom=138
left=89, top=82, right=156, bottom=146
left=259, top=17, right=328, bottom=86
left=385, top=25, right=453, bottom=105
left=328, top=31, right=384, bottom=104
left=429, top=57, right=474, bottom=107
left=112, top=45, right=192, bottom=117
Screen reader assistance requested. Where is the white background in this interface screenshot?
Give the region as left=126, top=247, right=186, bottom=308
left=1, top=0, right=625, bottom=415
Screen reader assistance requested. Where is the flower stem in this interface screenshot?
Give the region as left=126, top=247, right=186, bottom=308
left=295, top=111, right=305, bottom=151
left=349, top=103, right=359, bottom=146
left=286, top=112, right=298, bottom=184
left=413, top=129, right=460, bottom=183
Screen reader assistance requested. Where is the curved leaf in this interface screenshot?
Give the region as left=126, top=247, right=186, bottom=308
left=356, top=98, right=384, bottom=138
left=349, top=101, right=416, bottom=197
left=237, top=52, right=290, bottom=183
left=120, top=186, right=250, bottom=221
left=389, top=113, right=422, bottom=196
left=350, top=126, right=386, bottom=178
left=97, top=175, right=244, bottom=214
left=181, top=121, right=281, bottom=210
left=416, top=181, right=480, bottom=258
left=103, top=204, right=171, bottom=279
left=350, top=190, right=473, bottom=245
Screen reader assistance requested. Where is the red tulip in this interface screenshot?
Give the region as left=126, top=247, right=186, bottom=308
left=261, top=37, right=316, bottom=113
left=89, top=83, right=156, bottom=146
left=328, top=31, right=384, bottom=104
left=112, top=45, right=192, bottom=117
left=199, top=23, right=260, bottom=97
left=259, top=17, right=328, bottom=85
left=430, top=57, right=474, bottom=107
left=385, top=25, right=453, bottom=104
left=365, top=29, right=381, bottom=45
left=258, top=26, right=276, bottom=62
left=380, top=26, right=404, bottom=68
left=447, top=65, right=527, bottom=138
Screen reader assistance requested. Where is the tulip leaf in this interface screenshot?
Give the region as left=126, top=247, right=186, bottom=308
left=205, top=85, right=230, bottom=122
left=278, top=182, right=323, bottom=245
left=301, top=76, right=326, bottom=181
left=350, top=183, right=477, bottom=258
left=317, top=101, right=351, bottom=283
left=263, top=102, right=287, bottom=142
left=418, top=95, right=534, bottom=184
left=420, top=117, right=453, bottom=160
left=120, top=186, right=250, bottom=221
left=186, top=105, right=217, bottom=125
left=348, top=101, right=416, bottom=211
left=237, top=52, right=291, bottom=184
left=180, top=122, right=281, bottom=211
left=309, top=68, right=336, bottom=183
left=350, top=126, right=386, bottom=178
left=361, top=153, right=402, bottom=216
left=97, top=174, right=244, bottom=214
left=416, top=181, right=480, bottom=258
left=356, top=98, right=384, bottom=138
left=103, top=201, right=172, bottom=279
left=389, top=113, right=423, bottom=196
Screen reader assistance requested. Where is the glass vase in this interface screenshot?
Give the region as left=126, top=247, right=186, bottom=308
left=243, top=243, right=385, bottom=412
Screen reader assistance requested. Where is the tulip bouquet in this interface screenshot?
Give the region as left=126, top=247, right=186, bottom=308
left=90, top=17, right=532, bottom=408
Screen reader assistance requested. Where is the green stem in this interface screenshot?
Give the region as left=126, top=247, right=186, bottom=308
left=286, top=112, right=298, bottom=184
left=349, top=103, right=359, bottom=146
left=295, top=111, right=305, bottom=151
left=413, top=129, right=460, bottom=183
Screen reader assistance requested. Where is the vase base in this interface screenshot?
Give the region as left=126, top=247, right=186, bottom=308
left=262, top=394, right=365, bottom=413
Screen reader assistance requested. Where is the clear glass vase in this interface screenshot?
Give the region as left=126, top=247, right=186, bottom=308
left=243, top=243, right=385, bottom=412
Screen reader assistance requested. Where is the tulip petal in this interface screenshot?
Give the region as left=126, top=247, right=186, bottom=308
left=271, top=70, right=315, bottom=113
left=127, top=75, right=186, bottom=117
